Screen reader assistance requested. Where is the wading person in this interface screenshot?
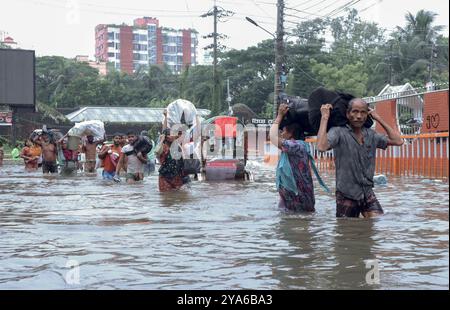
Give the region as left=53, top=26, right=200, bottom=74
left=35, top=133, right=58, bottom=174
left=82, top=135, right=103, bottom=174
left=98, top=133, right=122, bottom=180
left=269, top=103, right=315, bottom=212
left=114, top=132, right=147, bottom=184
left=157, top=128, right=184, bottom=192
left=20, top=139, right=42, bottom=172
left=317, top=98, right=403, bottom=218
left=58, top=138, right=78, bottom=177
left=119, top=133, right=127, bottom=148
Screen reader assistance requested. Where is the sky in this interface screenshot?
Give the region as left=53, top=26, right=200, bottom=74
left=0, top=0, right=448, bottom=62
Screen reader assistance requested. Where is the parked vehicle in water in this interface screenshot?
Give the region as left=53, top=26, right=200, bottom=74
left=200, top=116, right=250, bottom=181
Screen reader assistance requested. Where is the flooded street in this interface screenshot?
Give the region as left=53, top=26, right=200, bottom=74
left=0, top=161, right=448, bottom=290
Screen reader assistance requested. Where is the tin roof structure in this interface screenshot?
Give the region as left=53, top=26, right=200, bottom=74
left=66, top=106, right=211, bottom=124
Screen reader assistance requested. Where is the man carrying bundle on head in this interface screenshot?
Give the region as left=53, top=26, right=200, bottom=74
left=317, top=98, right=403, bottom=218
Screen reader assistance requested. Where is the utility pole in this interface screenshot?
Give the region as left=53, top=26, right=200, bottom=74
left=213, top=4, right=219, bottom=116
left=226, top=78, right=232, bottom=115
left=428, top=42, right=437, bottom=85
left=388, top=42, right=393, bottom=85
left=274, top=0, right=285, bottom=118
left=201, top=2, right=234, bottom=115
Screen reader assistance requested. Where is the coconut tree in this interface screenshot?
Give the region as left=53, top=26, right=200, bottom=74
left=390, top=10, right=445, bottom=86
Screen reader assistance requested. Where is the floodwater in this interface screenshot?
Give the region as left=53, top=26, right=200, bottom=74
left=0, top=161, right=448, bottom=289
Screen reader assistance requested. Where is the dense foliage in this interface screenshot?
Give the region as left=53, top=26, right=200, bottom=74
left=34, top=9, right=448, bottom=117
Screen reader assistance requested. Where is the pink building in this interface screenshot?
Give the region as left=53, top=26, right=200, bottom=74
left=95, top=17, right=198, bottom=74
left=75, top=55, right=107, bottom=76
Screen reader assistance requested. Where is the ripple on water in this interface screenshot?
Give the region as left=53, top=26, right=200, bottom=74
left=0, top=163, right=448, bottom=289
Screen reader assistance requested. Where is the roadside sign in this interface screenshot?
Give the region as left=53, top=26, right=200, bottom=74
left=0, top=110, right=12, bottom=126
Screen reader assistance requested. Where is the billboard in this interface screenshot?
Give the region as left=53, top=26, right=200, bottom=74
left=0, top=49, right=35, bottom=107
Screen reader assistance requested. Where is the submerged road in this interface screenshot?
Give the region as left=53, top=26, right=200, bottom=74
left=0, top=161, right=448, bottom=289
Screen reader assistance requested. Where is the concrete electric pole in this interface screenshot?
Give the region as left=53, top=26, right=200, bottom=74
left=274, top=0, right=285, bottom=118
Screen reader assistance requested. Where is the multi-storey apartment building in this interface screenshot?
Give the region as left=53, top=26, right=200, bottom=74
left=95, top=17, right=198, bottom=74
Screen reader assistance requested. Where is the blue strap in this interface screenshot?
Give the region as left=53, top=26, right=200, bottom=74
left=298, top=140, right=331, bottom=193
left=276, top=152, right=299, bottom=195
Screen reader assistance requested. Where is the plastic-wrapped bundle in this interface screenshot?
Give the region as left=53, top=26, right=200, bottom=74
left=67, top=120, right=105, bottom=141
left=29, top=128, right=63, bottom=143
left=308, top=87, right=373, bottom=134
left=29, top=129, right=42, bottom=141
left=165, top=99, right=198, bottom=129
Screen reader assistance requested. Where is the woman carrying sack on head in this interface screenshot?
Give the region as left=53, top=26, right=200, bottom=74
left=157, top=109, right=184, bottom=191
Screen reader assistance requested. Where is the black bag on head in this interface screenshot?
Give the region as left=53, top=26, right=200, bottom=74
left=308, top=87, right=373, bottom=134
left=279, top=95, right=315, bottom=137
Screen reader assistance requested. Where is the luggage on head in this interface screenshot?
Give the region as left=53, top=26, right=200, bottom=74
left=278, top=95, right=315, bottom=137
left=308, top=87, right=373, bottom=134
left=165, top=99, right=198, bottom=129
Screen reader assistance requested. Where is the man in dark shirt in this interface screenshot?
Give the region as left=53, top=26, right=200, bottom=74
left=317, top=98, right=404, bottom=218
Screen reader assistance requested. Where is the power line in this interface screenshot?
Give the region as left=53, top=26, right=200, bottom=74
left=284, top=7, right=325, bottom=18
left=295, top=66, right=325, bottom=86
left=325, top=0, right=363, bottom=18
left=291, top=0, right=321, bottom=9
left=252, top=0, right=276, bottom=20
left=359, top=0, right=381, bottom=13
left=302, top=0, right=330, bottom=12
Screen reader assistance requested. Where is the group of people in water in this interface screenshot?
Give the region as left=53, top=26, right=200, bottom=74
left=3, top=98, right=403, bottom=217
left=6, top=109, right=191, bottom=192
left=270, top=99, right=404, bottom=218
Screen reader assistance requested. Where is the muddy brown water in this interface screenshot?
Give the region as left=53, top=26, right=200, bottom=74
left=0, top=161, right=448, bottom=289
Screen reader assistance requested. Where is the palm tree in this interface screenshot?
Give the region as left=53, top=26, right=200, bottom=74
left=390, top=10, right=445, bottom=85
left=398, top=10, right=444, bottom=43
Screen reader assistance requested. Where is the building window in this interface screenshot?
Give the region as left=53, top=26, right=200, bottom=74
left=115, top=33, right=120, bottom=40
left=116, top=53, right=120, bottom=59
left=133, top=34, right=139, bottom=41
left=148, top=25, right=156, bottom=32
left=133, top=54, right=147, bottom=61
left=108, top=52, right=115, bottom=57
left=139, top=34, right=147, bottom=41
left=177, top=56, right=183, bottom=63
left=132, top=44, right=147, bottom=51
left=115, top=43, right=120, bottom=49
left=108, top=42, right=114, bottom=47
left=108, top=32, right=114, bottom=40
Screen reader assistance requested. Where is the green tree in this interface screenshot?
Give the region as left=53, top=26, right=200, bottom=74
left=389, top=10, right=446, bottom=86
left=219, top=40, right=275, bottom=114
left=288, top=18, right=329, bottom=97
left=310, top=59, right=368, bottom=97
